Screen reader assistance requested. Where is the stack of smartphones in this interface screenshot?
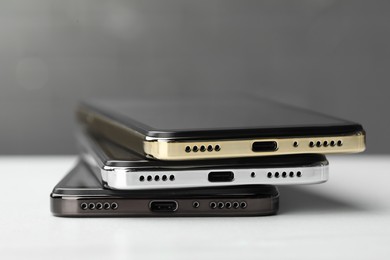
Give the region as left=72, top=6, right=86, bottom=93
left=50, top=96, right=366, bottom=217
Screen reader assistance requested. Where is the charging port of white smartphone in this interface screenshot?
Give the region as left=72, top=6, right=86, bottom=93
left=208, top=171, right=234, bottom=182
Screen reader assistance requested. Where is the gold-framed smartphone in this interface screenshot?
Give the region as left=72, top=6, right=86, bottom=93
left=77, top=96, right=365, bottom=161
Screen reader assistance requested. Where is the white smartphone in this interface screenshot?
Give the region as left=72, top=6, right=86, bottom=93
left=78, top=130, right=329, bottom=190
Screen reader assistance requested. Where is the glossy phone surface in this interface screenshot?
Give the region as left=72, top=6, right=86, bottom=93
left=51, top=162, right=279, bottom=217
left=77, top=95, right=365, bottom=160
left=79, top=96, right=363, bottom=138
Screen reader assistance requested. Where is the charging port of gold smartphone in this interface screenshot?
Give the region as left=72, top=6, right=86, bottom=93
left=252, top=141, right=278, bottom=152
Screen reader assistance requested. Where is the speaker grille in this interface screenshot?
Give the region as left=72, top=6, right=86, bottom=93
left=307, top=139, right=343, bottom=148
left=139, top=174, right=175, bottom=182
left=185, top=144, right=221, bottom=153
left=209, top=201, right=247, bottom=209
left=81, top=202, right=118, bottom=211
left=266, top=171, right=302, bottom=178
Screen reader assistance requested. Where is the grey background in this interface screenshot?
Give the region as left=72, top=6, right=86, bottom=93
left=0, top=0, right=388, bottom=154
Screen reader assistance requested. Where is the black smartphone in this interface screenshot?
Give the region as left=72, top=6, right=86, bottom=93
left=50, top=161, right=279, bottom=217
left=77, top=95, right=365, bottom=161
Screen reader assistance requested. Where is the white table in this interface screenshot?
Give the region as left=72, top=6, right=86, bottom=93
left=0, top=155, right=389, bottom=260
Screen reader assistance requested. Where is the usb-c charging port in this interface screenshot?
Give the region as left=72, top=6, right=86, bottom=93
left=252, top=141, right=277, bottom=152
left=208, top=171, right=234, bottom=182
left=150, top=201, right=178, bottom=212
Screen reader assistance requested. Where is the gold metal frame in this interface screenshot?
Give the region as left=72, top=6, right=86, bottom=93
left=145, top=133, right=365, bottom=160
left=78, top=108, right=366, bottom=161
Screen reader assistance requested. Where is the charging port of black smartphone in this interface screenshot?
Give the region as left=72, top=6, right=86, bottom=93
left=252, top=141, right=278, bottom=152
left=208, top=171, right=234, bottom=182
left=150, top=201, right=178, bottom=212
